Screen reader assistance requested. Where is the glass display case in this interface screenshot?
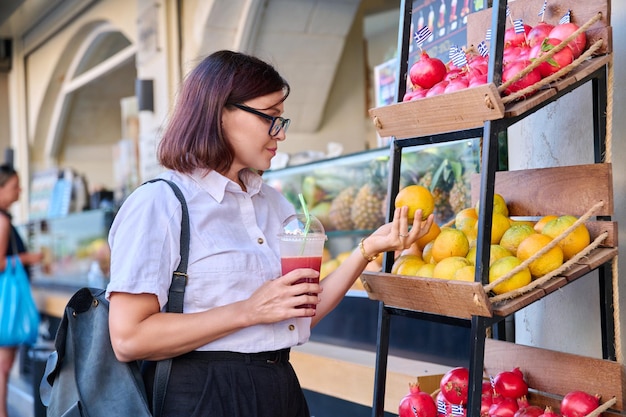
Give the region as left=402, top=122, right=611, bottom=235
left=264, top=139, right=481, bottom=286
left=18, top=208, right=114, bottom=289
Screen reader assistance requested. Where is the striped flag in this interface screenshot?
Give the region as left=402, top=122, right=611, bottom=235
left=513, top=19, right=525, bottom=34
left=437, top=399, right=447, bottom=415
left=477, top=41, right=489, bottom=57
left=538, top=0, right=547, bottom=17
left=450, top=48, right=468, bottom=68
left=485, top=28, right=492, bottom=41
left=506, top=5, right=510, bottom=17
left=560, top=9, right=571, bottom=24
left=451, top=404, right=465, bottom=416
left=414, top=26, right=432, bottom=48
left=449, top=45, right=462, bottom=60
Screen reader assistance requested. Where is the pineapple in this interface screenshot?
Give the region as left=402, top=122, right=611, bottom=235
left=351, top=159, right=387, bottom=230
left=329, top=187, right=356, bottom=230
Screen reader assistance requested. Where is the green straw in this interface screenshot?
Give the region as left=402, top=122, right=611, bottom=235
left=298, top=193, right=311, bottom=255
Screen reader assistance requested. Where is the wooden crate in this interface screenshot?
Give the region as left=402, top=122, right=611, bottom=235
left=484, top=339, right=625, bottom=414
left=360, top=163, right=617, bottom=319
left=368, top=0, right=612, bottom=139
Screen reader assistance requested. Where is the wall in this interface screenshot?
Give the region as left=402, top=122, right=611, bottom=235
left=511, top=0, right=626, bottom=360
left=0, top=74, right=9, bottom=152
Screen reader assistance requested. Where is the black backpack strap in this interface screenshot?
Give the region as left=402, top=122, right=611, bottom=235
left=143, top=178, right=190, bottom=417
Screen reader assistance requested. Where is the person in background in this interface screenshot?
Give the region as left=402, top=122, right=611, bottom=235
left=106, top=50, right=434, bottom=417
left=0, top=164, right=44, bottom=417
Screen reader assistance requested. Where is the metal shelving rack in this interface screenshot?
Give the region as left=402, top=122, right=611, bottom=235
left=366, top=1, right=616, bottom=416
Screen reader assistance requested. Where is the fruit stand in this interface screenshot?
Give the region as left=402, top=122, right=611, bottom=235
left=362, top=0, right=619, bottom=416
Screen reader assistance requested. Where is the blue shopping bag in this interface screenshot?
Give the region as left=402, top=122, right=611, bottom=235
left=0, top=255, right=40, bottom=346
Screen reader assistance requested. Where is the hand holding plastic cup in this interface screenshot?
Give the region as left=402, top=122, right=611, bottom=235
left=279, top=212, right=327, bottom=309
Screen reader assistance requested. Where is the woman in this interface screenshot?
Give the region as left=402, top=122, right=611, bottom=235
left=0, top=164, right=43, bottom=417
left=107, top=50, right=434, bottom=417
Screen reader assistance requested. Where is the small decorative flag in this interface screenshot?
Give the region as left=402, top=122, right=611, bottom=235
left=414, top=26, right=432, bottom=48
left=449, top=45, right=462, bottom=60
left=486, top=28, right=492, bottom=41
left=538, top=0, right=547, bottom=18
left=451, top=404, right=465, bottom=416
left=513, top=18, right=525, bottom=34
left=506, top=5, right=511, bottom=17
left=450, top=48, right=468, bottom=68
left=477, top=40, right=489, bottom=57
left=559, top=9, right=571, bottom=24
left=437, top=400, right=447, bottom=415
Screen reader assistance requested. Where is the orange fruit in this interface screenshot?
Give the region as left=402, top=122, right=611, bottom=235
left=433, top=256, right=471, bottom=280
left=454, top=265, right=476, bottom=282
left=431, top=227, right=470, bottom=263
left=489, top=256, right=532, bottom=295
left=541, top=215, right=590, bottom=261
left=517, top=233, right=564, bottom=277
left=500, top=224, right=536, bottom=255
left=475, top=193, right=509, bottom=217
left=473, top=212, right=511, bottom=244
left=392, top=254, right=426, bottom=275
left=417, top=222, right=441, bottom=250
left=455, top=208, right=478, bottom=227
left=534, top=215, right=558, bottom=233
left=395, top=185, right=435, bottom=221
left=466, top=244, right=512, bottom=266
left=416, top=263, right=435, bottom=278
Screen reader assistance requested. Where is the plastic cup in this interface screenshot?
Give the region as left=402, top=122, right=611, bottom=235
left=279, top=213, right=327, bottom=309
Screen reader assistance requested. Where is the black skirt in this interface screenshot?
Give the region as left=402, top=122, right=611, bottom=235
left=144, top=349, right=310, bottom=417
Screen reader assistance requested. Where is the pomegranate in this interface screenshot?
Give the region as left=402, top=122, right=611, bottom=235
left=444, top=77, right=469, bottom=93
left=538, top=407, right=562, bottom=417
left=410, top=52, right=448, bottom=89
left=527, top=23, right=555, bottom=47
left=504, top=24, right=532, bottom=47
left=502, top=60, right=542, bottom=97
left=489, top=397, right=519, bottom=417
left=426, top=80, right=449, bottom=97
left=548, top=23, right=587, bottom=58
left=440, top=367, right=469, bottom=405
left=437, top=390, right=452, bottom=417
left=529, top=38, right=574, bottom=77
left=399, top=382, right=438, bottom=417
left=560, top=391, right=601, bottom=417
left=492, top=368, right=528, bottom=399
left=515, top=406, right=545, bottom=417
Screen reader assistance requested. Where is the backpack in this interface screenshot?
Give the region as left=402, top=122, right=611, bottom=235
left=40, top=179, right=189, bottom=417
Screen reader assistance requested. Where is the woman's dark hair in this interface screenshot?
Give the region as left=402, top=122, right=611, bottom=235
left=0, top=164, right=17, bottom=187
left=158, top=50, right=290, bottom=173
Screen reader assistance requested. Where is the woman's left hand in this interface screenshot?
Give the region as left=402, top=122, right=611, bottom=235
left=364, top=206, right=434, bottom=256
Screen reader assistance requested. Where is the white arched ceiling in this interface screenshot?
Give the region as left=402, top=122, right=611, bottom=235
left=42, top=21, right=136, bottom=160
left=195, top=0, right=361, bottom=133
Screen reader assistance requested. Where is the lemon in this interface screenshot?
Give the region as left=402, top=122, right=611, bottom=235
left=517, top=233, right=564, bottom=277
left=541, top=215, right=590, bottom=261
left=466, top=244, right=512, bottom=266
left=500, top=224, right=536, bottom=255
left=534, top=215, right=558, bottom=233
left=433, top=256, right=471, bottom=280
left=454, top=265, right=476, bottom=282
left=416, top=263, right=435, bottom=278
left=431, top=227, right=470, bottom=263
left=422, top=241, right=435, bottom=264
left=489, top=256, right=532, bottom=295
left=395, top=185, right=435, bottom=221
left=392, top=254, right=426, bottom=275
left=473, top=212, right=511, bottom=244
left=475, top=193, right=509, bottom=217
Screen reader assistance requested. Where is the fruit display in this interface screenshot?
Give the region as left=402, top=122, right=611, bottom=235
left=403, top=5, right=598, bottom=104
left=405, top=366, right=610, bottom=417
left=387, top=191, right=595, bottom=298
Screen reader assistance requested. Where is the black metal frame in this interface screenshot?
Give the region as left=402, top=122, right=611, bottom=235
left=370, top=1, right=614, bottom=416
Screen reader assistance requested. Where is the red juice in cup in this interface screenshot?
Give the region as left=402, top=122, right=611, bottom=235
left=279, top=213, right=327, bottom=309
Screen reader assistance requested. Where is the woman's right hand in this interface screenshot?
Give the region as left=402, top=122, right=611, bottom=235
left=245, top=269, right=322, bottom=324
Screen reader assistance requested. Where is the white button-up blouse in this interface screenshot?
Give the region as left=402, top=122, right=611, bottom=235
left=106, top=168, right=310, bottom=353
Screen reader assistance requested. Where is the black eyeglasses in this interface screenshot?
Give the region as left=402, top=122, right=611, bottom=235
left=232, top=103, right=291, bottom=137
